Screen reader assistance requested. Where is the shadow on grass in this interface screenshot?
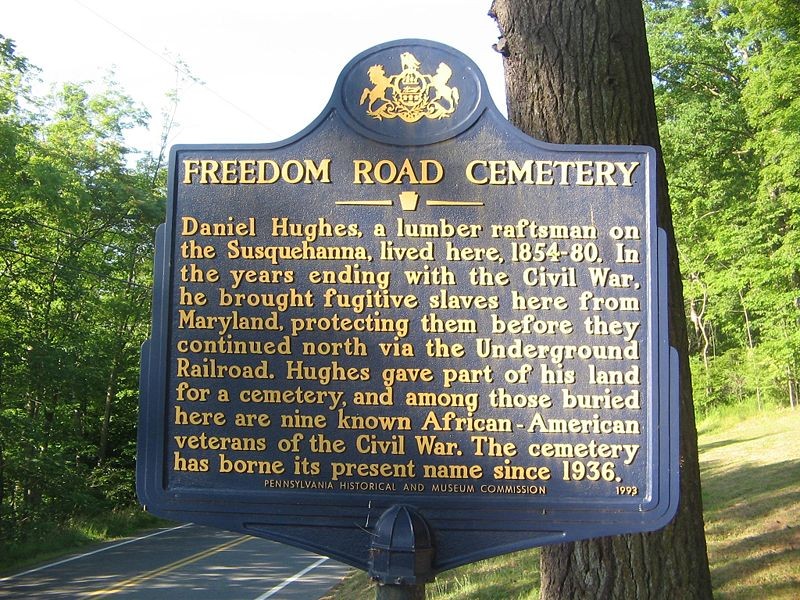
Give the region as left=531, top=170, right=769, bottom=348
left=698, top=433, right=778, bottom=453
left=712, top=528, right=800, bottom=598
left=701, top=458, right=800, bottom=510
left=701, top=457, right=800, bottom=598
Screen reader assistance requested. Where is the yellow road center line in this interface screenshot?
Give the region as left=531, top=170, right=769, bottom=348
left=83, top=535, right=251, bottom=598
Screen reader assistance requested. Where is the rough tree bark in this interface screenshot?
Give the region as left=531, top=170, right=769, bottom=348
left=489, top=1, right=713, bottom=598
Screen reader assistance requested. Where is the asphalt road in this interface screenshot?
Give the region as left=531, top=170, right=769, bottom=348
left=0, top=523, right=351, bottom=599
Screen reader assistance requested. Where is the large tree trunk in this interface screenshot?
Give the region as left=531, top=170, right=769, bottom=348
left=489, top=1, right=713, bottom=597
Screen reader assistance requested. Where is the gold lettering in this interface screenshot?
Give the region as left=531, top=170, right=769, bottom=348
left=182, top=158, right=331, bottom=184
left=464, top=159, right=640, bottom=186
left=353, top=158, right=444, bottom=184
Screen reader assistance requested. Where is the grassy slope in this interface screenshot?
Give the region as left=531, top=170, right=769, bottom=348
left=698, top=407, right=800, bottom=599
left=326, top=408, right=800, bottom=599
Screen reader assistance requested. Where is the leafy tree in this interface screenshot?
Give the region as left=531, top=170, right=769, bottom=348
left=726, top=0, right=800, bottom=407
left=647, top=1, right=800, bottom=410
left=0, top=34, right=164, bottom=544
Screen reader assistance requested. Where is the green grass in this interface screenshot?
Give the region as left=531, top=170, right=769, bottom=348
left=0, top=507, right=169, bottom=576
left=696, top=397, right=785, bottom=436
left=698, top=407, right=800, bottom=599
left=326, top=407, right=800, bottom=599
left=322, top=548, right=541, bottom=600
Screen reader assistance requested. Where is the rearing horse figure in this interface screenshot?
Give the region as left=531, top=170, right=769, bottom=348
left=360, top=65, right=392, bottom=116
left=428, top=62, right=460, bottom=118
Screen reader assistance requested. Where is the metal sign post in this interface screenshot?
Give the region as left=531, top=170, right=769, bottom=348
left=369, top=505, right=434, bottom=599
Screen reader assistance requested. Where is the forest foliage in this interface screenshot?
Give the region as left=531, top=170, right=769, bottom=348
left=0, top=0, right=798, bottom=551
left=647, top=0, right=799, bottom=412
left=0, top=34, right=165, bottom=548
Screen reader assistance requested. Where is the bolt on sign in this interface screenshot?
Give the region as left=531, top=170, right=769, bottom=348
left=138, top=39, right=679, bottom=573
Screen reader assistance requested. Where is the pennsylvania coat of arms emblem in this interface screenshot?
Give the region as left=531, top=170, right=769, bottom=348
left=359, top=52, right=460, bottom=122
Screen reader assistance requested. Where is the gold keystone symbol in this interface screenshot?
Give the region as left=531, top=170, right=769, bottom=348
left=399, top=191, right=420, bottom=211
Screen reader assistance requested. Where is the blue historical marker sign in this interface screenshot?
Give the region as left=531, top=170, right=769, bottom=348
left=138, top=39, right=679, bottom=573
